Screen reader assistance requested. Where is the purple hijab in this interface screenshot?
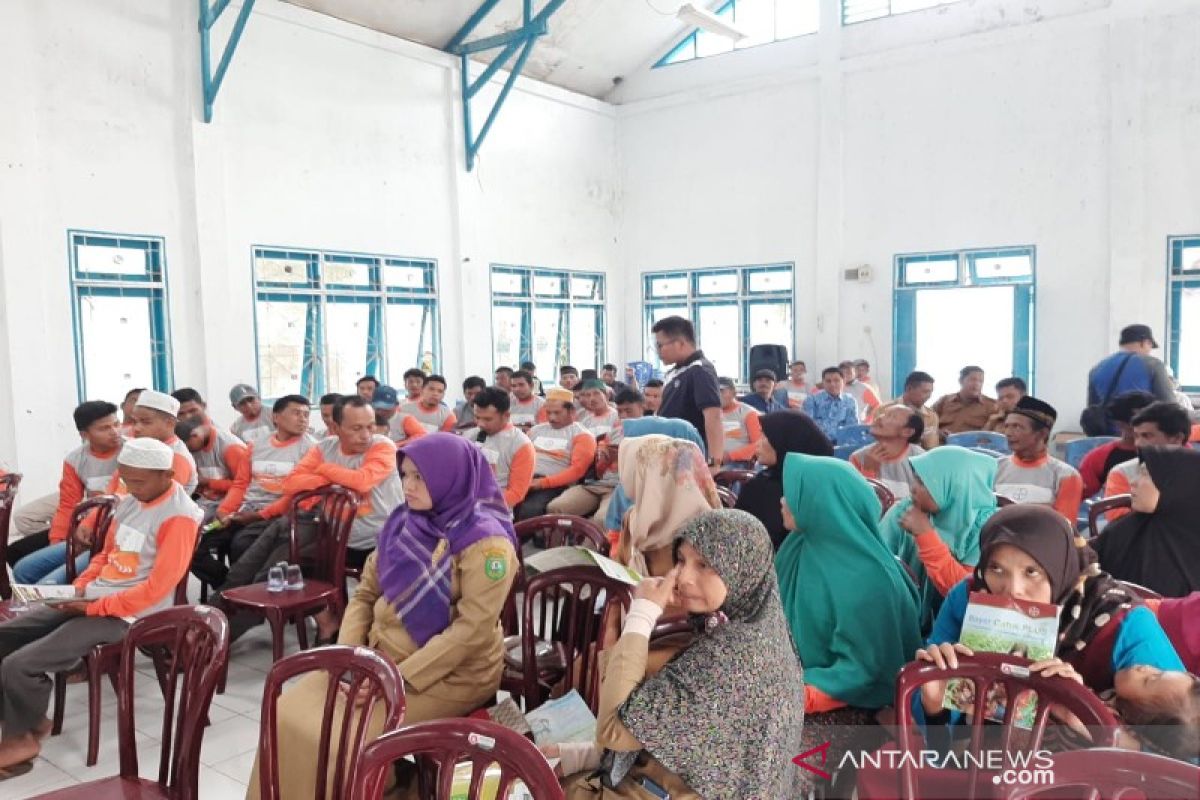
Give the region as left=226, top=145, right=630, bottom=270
left=376, top=433, right=518, bottom=646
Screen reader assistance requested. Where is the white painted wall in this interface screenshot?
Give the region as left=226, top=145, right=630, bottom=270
left=0, top=0, right=619, bottom=495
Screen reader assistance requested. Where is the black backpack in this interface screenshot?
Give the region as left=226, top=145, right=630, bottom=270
left=1079, top=353, right=1134, bottom=436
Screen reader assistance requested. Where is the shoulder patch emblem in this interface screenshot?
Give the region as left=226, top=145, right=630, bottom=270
left=484, top=549, right=508, bottom=581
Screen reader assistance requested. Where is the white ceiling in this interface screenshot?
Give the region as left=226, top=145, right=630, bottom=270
left=282, top=0, right=694, bottom=99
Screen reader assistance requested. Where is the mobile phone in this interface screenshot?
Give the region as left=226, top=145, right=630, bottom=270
left=638, top=776, right=670, bottom=798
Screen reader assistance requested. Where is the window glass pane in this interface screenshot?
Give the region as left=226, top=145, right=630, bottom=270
left=570, top=276, right=600, bottom=300
left=78, top=294, right=155, bottom=403
left=972, top=254, right=1032, bottom=280
left=776, top=0, right=820, bottom=37
left=646, top=305, right=688, bottom=370
left=893, top=0, right=956, bottom=12
left=387, top=303, right=436, bottom=377
left=255, top=256, right=310, bottom=285
left=492, top=305, right=525, bottom=371
left=748, top=303, right=792, bottom=357
left=914, top=286, right=1014, bottom=395
left=696, top=272, right=739, bottom=295
left=735, top=0, right=775, bottom=48
left=321, top=257, right=371, bottom=287
left=77, top=244, right=148, bottom=277
left=256, top=299, right=311, bottom=399
left=570, top=307, right=599, bottom=369
left=695, top=28, right=735, bottom=58
left=748, top=268, right=792, bottom=293
left=649, top=275, right=688, bottom=297
left=492, top=271, right=524, bottom=295
left=901, top=257, right=958, bottom=285
left=1177, top=287, right=1200, bottom=388
left=698, top=304, right=741, bottom=379
left=325, top=303, right=371, bottom=395
left=533, top=307, right=566, bottom=378
left=661, top=34, right=696, bottom=66
left=384, top=264, right=428, bottom=290
left=1179, top=246, right=1200, bottom=274
left=533, top=275, right=565, bottom=297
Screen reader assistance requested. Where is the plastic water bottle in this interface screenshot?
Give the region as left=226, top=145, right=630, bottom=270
left=266, top=565, right=285, bottom=593
left=285, top=564, right=304, bottom=591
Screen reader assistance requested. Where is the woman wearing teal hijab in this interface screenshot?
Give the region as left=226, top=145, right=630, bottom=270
left=777, top=454, right=922, bottom=786
left=878, top=446, right=998, bottom=633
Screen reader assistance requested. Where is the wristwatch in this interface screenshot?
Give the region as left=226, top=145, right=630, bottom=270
left=706, top=456, right=720, bottom=468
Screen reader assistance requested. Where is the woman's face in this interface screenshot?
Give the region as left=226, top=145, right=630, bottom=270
left=910, top=475, right=940, bottom=514
left=981, top=543, right=1053, bottom=604
left=1130, top=463, right=1161, bottom=514
left=779, top=497, right=797, bottom=531
left=674, top=541, right=728, bottom=614
left=756, top=435, right=778, bottom=467
left=400, top=458, right=433, bottom=510
left=1114, top=665, right=1196, bottom=709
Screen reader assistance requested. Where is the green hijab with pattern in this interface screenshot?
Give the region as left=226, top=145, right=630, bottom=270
left=879, top=445, right=997, bottom=631
left=776, top=454, right=922, bottom=709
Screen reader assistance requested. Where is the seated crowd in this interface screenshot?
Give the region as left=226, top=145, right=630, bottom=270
left=0, top=314, right=1197, bottom=797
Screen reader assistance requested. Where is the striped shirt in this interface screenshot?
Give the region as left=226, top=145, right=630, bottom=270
left=994, top=453, right=1084, bottom=521
left=49, top=443, right=123, bottom=543
left=850, top=443, right=926, bottom=500
left=239, top=433, right=319, bottom=516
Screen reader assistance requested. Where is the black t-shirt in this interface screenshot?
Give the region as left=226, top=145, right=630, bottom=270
left=657, top=350, right=721, bottom=443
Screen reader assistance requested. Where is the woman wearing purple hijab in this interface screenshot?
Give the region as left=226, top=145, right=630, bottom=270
left=247, top=433, right=519, bottom=799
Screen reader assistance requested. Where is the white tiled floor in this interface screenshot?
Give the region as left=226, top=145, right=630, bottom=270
left=6, top=619, right=302, bottom=799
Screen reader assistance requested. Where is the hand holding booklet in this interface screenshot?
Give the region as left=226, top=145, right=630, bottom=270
left=11, top=584, right=77, bottom=604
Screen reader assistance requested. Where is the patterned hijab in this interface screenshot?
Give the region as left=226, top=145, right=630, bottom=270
left=614, top=510, right=806, bottom=798
left=376, top=433, right=517, bottom=646
left=616, top=434, right=721, bottom=576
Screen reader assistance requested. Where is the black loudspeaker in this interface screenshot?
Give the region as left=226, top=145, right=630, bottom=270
left=748, top=344, right=789, bottom=381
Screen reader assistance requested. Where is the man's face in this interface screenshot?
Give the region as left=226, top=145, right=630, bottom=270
left=1003, top=413, right=1043, bottom=454
left=545, top=400, right=573, bottom=427
left=643, top=386, right=662, bottom=412
left=274, top=402, right=312, bottom=437
left=840, top=365, right=855, bottom=383
left=870, top=407, right=912, bottom=441
left=823, top=372, right=844, bottom=396
left=559, top=372, right=579, bottom=390
left=906, top=381, right=934, bottom=407
left=83, top=414, right=123, bottom=452
left=581, top=388, right=608, bottom=414
left=131, top=407, right=175, bottom=441
left=493, top=372, right=512, bottom=391
left=1133, top=421, right=1186, bottom=447
left=464, top=385, right=483, bottom=404
left=654, top=331, right=685, bottom=366
left=236, top=396, right=262, bottom=420
left=356, top=382, right=375, bottom=401
left=720, top=386, right=737, bottom=407
left=183, top=425, right=211, bottom=453
left=374, top=405, right=397, bottom=422
left=602, top=367, right=617, bottom=384
left=789, top=364, right=806, bottom=382
left=997, top=386, right=1024, bottom=411
left=121, top=394, right=140, bottom=420
left=854, top=364, right=870, bottom=381
left=320, top=404, right=336, bottom=433
left=405, top=375, right=425, bottom=397
left=421, top=381, right=446, bottom=407
left=753, top=377, right=774, bottom=397
left=473, top=404, right=508, bottom=436
left=617, top=401, right=644, bottom=420
left=960, top=371, right=984, bottom=400
left=336, top=405, right=375, bottom=454
left=511, top=377, right=533, bottom=401
left=177, top=400, right=206, bottom=424
left=119, top=465, right=175, bottom=503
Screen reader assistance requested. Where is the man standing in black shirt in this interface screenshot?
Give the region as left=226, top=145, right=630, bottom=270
left=652, top=315, right=725, bottom=472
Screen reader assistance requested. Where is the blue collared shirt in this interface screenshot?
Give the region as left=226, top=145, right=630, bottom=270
left=740, top=390, right=788, bottom=414
left=804, top=390, right=858, bottom=439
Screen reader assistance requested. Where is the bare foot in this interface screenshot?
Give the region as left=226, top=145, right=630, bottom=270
left=0, top=733, right=40, bottom=770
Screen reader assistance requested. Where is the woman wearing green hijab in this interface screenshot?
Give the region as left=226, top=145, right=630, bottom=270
left=777, top=454, right=922, bottom=789
left=878, top=445, right=998, bottom=633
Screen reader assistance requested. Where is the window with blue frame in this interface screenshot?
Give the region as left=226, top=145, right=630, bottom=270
left=643, top=264, right=794, bottom=382
left=842, top=0, right=964, bottom=25
left=656, top=0, right=819, bottom=67
left=68, top=231, right=172, bottom=404
left=252, top=248, right=439, bottom=400
left=893, top=247, right=1035, bottom=397
left=1168, top=236, right=1200, bottom=392
left=490, top=266, right=606, bottom=378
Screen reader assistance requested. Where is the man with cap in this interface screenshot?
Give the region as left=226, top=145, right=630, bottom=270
left=517, top=388, right=597, bottom=521
left=576, top=379, right=619, bottom=439
left=229, top=383, right=274, bottom=444
left=1084, top=324, right=1176, bottom=435
left=995, top=396, right=1084, bottom=521
left=740, top=368, right=788, bottom=414
left=717, top=377, right=763, bottom=467
left=101, top=389, right=197, bottom=497
left=373, top=384, right=424, bottom=445
left=0, top=438, right=202, bottom=774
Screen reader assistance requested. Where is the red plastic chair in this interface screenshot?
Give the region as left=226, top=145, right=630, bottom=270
left=716, top=485, right=738, bottom=508
left=866, top=478, right=897, bottom=517
left=28, top=605, right=230, bottom=800
left=714, top=468, right=757, bottom=493
left=350, top=718, right=564, bottom=800
left=1002, top=747, right=1200, bottom=800
left=506, top=565, right=632, bottom=712
left=514, top=514, right=609, bottom=554
left=256, top=645, right=406, bottom=800
left=0, top=472, right=23, bottom=600
left=1115, top=579, right=1162, bottom=601
left=857, top=653, right=1121, bottom=800
left=1087, top=494, right=1131, bottom=539
left=995, top=493, right=1016, bottom=507
left=62, top=495, right=120, bottom=583
left=221, top=486, right=358, bottom=660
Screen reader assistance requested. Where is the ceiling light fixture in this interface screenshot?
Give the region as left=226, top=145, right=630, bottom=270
left=676, top=3, right=747, bottom=41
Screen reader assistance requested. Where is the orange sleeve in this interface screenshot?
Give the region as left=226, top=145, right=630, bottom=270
left=1191, top=424, right=1200, bottom=443
left=913, top=530, right=973, bottom=596
left=1143, top=598, right=1162, bottom=616
left=49, top=462, right=84, bottom=544
left=848, top=451, right=875, bottom=479
left=504, top=442, right=536, bottom=508
left=537, top=406, right=549, bottom=424
left=218, top=442, right=253, bottom=517
left=73, top=516, right=119, bottom=589
left=209, top=442, right=249, bottom=494
left=728, top=413, right=761, bottom=462
left=282, top=445, right=329, bottom=496
left=805, top=684, right=848, bottom=713
left=539, top=434, right=597, bottom=489
left=440, top=413, right=457, bottom=432
left=85, top=516, right=198, bottom=618
left=404, top=416, right=426, bottom=440
left=1054, top=473, right=1084, bottom=522
left=317, top=442, right=396, bottom=494
left=173, top=453, right=195, bottom=492
left=1102, top=470, right=1133, bottom=522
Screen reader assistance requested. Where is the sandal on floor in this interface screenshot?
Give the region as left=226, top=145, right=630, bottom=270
left=0, top=760, right=34, bottom=781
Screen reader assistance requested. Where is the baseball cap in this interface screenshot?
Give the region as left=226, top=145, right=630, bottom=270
left=752, top=369, right=777, bottom=382
left=229, top=384, right=259, bottom=406
left=1119, top=324, right=1158, bottom=348
left=371, top=385, right=399, bottom=409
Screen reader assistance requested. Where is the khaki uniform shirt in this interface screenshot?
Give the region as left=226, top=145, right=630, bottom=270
left=931, top=393, right=999, bottom=435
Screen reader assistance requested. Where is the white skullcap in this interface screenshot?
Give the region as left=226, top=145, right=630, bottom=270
left=118, top=438, right=174, bottom=470
left=135, top=389, right=180, bottom=418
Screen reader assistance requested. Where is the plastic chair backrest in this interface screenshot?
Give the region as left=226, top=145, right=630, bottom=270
left=1087, top=494, right=1131, bottom=539
left=967, top=446, right=1005, bottom=459
left=514, top=514, right=609, bottom=555
left=0, top=473, right=23, bottom=600
left=946, top=431, right=1010, bottom=453
left=715, top=485, right=737, bottom=508
left=116, top=605, right=230, bottom=799
left=894, top=652, right=1121, bottom=800
left=833, top=443, right=857, bottom=461
left=1064, top=436, right=1117, bottom=470
left=521, top=565, right=632, bottom=713
left=1115, top=579, right=1162, bottom=601
left=995, top=493, right=1016, bottom=507
left=835, top=424, right=874, bottom=447
left=1003, top=747, right=1200, bottom=800
left=351, top=718, right=564, bottom=800
left=865, top=478, right=896, bottom=516
left=289, top=486, right=358, bottom=588
left=64, top=495, right=120, bottom=583
left=713, top=468, right=757, bottom=492
left=258, top=645, right=406, bottom=800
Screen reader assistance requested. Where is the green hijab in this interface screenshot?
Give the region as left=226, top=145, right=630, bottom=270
left=878, top=446, right=998, bottom=631
left=776, top=454, right=922, bottom=709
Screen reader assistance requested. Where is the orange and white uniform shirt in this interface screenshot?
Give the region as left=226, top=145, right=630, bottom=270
left=579, top=407, right=620, bottom=442
left=400, top=401, right=458, bottom=435
left=473, top=425, right=536, bottom=508
left=849, top=443, right=925, bottom=500
left=191, top=427, right=250, bottom=518
left=782, top=380, right=812, bottom=410
left=721, top=402, right=763, bottom=463
left=509, top=396, right=548, bottom=428
left=528, top=421, right=597, bottom=489
left=232, top=433, right=319, bottom=518
left=994, top=453, right=1084, bottom=522
left=48, top=442, right=123, bottom=544
left=105, top=436, right=197, bottom=497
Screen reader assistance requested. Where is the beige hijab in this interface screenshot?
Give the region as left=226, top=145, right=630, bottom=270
left=616, top=434, right=721, bottom=576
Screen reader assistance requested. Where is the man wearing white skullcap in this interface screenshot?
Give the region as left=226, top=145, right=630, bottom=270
left=0, top=438, right=202, bottom=774
left=97, top=389, right=198, bottom=496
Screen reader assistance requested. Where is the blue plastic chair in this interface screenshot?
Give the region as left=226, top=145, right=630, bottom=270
left=834, top=444, right=857, bottom=461
left=834, top=424, right=873, bottom=448
left=1064, top=436, right=1117, bottom=470
left=966, top=447, right=1005, bottom=459
left=946, top=431, right=1010, bottom=454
